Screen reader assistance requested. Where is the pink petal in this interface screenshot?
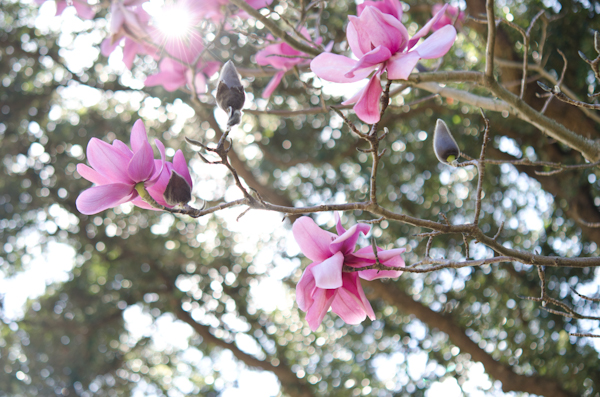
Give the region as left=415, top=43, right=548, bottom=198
left=352, top=74, right=383, bottom=124
left=127, top=141, right=155, bottom=182
left=173, top=150, right=193, bottom=188
left=292, top=217, right=337, bottom=262
left=344, top=45, right=391, bottom=79
left=109, top=3, right=124, bottom=33
left=310, top=53, right=374, bottom=83
left=73, top=1, right=95, bottom=20
left=386, top=50, right=421, bottom=80
left=246, top=0, right=273, bottom=9
left=101, top=37, right=121, bottom=57
left=331, top=273, right=375, bottom=323
left=76, top=164, right=112, bottom=185
left=310, top=251, right=344, bottom=289
left=330, top=223, right=371, bottom=256
left=130, top=119, right=148, bottom=153
left=357, top=0, right=403, bottom=19
left=262, top=71, right=285, bottom=99
left=76, top=183, right=136, bottom=215
left=305, top=288, right=336, bottom=331
left=296, top=262, right=318, bottom=311
left=351, top=246, right=406, bottom=280
left=346, top=18, right=369, bottom=58
left=415, top=25, right=457, bottom=59
left=55, top=1, right=68, bottom=16
left=407, top=3, right=448, bottom=50
left=147, top=139, right=166, bottom=185
left=355, top=7, right=408, bottom=54
left=335, top=212, right=346, bottom=235
left=256, top=43, right=301, bottom=70
left=87, top=138, right=133, bottom=184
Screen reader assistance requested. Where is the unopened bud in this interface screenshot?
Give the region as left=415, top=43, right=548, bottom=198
left=163, top=171, right=192, bottom=206
left=433, top=119, right=461, bottom=165
left=216, top=61, right=245, bottom=127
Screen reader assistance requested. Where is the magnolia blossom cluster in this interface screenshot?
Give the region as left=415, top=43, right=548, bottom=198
left=293, top=215, right=405, bottom=330
left=62, top=0, right=462, bottom=331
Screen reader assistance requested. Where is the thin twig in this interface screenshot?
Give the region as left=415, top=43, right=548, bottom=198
left=473, top=109, right=491, bottom=226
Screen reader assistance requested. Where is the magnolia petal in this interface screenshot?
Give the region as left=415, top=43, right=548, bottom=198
left=330, top=223, right=371, bottom=256
left=344, top=45, right=391, bottom=78
left=351, top=246, right=406, bottom=280
left=130, top=119, right=148, bottom=153
left=76, top=164, right=112, bottom=185
left=331, top=273, right=375, bottom=323
left=386, top=51, right=421, bottom=80
left=262, top=71, right=285, bottom=99
left=76, top=183, right=136, bottom=215
left=305, top=288, right=336, bottom=331
left=87, top=138, right=133, bottom=184
left=407, top=4, right=448, bottom=50
left=347, top=16, right=370, bottom=58
left=352, top=74, right=383, bottom=124
left=173, top=149, right=193, bottom=188
left=359, top=7, right=407, bottom=54
left=335, top=212, right=346, bottom=235
left=101, top=37, right=120, bottom=57
left=73, top=1, right=95, bottom=20
left=311, top=251, right=344, bottom=289
left=292, top=217, right=337, bottom=262
left=147, top=139, right=166, bottom=185
left=55, top=0, right=68, bottom=15
left=127, top=140, right=155, bottom=182
left=415, top=25, right=457, bottom=59
left=310, top=53, right=373, bottom=83
left=296, top=263, right=317, bottom=311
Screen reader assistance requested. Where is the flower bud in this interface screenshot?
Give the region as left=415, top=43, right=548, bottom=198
left=433, top=119, right=461, bottom=165
left=216, top=60, right=245, bottom=127
left=163, top=170, right=192, bottom=206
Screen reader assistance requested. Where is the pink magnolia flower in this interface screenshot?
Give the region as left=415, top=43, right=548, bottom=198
left=36, top=0, right=95, bottom=20
left=76, top=119, right=167, bottom=215
left=144, top=57, right=220, bottom=93
left=101, top=2, right=158, bottom=69
left=293, top=215, right=405, bottom=331
left=431, top=4, right=465, bottom=31
left=310, top=4, right=456, bottom=123
left=132, top=150, right=194, bottom=210
left=255, top=30, right=325, bottom=99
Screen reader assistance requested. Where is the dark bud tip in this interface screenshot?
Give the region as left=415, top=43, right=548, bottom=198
left=227, top=109, right=242, bottom=127
left=163, top=171, right=192, bottom=207
left=433, top=119, right=461, bottom=166
left=216, top=61, right=245, bottom=124
left=537, top=81, right=551, bottom=91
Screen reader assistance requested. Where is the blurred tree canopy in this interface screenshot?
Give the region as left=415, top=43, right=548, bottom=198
left=1, top=0, right=600, bottom=396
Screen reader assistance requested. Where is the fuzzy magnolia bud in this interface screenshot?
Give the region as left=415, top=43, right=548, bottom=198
left=163, top=171, right=192, bottom=207
left=433, top=119, right=461, bottom=165
left=216, top=60, right=245, bottom=127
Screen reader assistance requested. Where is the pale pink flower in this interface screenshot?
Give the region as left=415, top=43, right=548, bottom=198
left=76, top=120, right=168, bottom=215
left=36, top=0, right=95, bottom=19
left=101, top=2, right=157, bottom=68
left=431, top=4, right=465, bottom=31
left=293, top=214, right=405, bottom=331
left=144, top=57, right=220, bottom=93
left=310, top=4, right=456, bottom=123
left=255, top=29, right=326, bottom=98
